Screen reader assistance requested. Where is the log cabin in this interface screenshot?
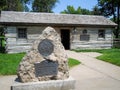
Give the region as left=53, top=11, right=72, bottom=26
left=0, top=11, right=117, bottom=53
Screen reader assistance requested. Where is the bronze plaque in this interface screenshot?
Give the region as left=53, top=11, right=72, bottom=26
left=38, top=39, right=54, bottom=56
left=34, top=60, right=58, bottom=77
left=80, top=35, right=90, bottom=41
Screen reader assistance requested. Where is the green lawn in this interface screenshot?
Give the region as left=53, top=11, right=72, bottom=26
left=74, top=49, right=120, bottom=66
left=0, top=53, right=25, bottom=75
left=0, top=53, right=80, bottom=75
left=96, top=49, right=120, bottom=66
left=68, top=58, right=81, bottom=68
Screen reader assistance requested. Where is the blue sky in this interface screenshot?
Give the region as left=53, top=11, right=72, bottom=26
left=53, top=0, right=98, bottom=13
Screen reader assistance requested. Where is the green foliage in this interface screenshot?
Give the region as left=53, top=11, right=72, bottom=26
left=0, top=53, right=25, bottom=75
left=0, top=0, right=23, bottom=11
left=61, top=6, right=80, bottom=14
left=0, top=0, right=30, bottom=11
left=91, top=5, right=101, bottom=15
left=61, top=5, right=91, bottom=15
left=0, top=0, right=7, bottom=11
left=0, top=37, right=5, bottom=53
left=61, top=6, right=77, bottom=14
left=0, top=27, right=5, bottom=53
left=98, top=0, right=115, bottom=17
left=81, top=8, right=91, bottom=15
left=68, top=58, right=81, bottom=68
left=32, top=0, right=59, bottom=12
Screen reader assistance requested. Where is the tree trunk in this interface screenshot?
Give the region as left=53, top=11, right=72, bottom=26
left=113, top=9, right=116, bottom=22
left=111, top=0, right=116, bottom=22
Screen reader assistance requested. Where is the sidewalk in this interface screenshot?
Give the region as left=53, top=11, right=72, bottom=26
left=0, top=75, right=17, bottom=90
left=67, top=51, right=120, bottom=90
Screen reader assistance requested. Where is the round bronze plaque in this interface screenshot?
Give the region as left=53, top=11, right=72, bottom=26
left=38, top=39, right=54, bottom=56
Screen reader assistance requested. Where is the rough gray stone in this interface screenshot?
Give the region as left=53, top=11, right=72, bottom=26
left=17, top=27, right=69, bottom=83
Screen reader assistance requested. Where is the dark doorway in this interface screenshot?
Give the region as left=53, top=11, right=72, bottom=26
left=61, top=29, right=70, bottom=50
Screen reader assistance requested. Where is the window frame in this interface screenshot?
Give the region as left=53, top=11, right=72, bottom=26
left=17, top=28, right=27, bottom=39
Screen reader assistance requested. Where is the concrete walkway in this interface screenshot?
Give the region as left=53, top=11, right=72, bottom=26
left=0, top=75, right=17, bottom=90
left=0, top=51, right=120, bottom=90
left=67, top=51, right=120, bottom=90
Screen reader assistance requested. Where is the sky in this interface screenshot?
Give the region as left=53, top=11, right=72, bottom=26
left=53, top=0, right=98, bottom=13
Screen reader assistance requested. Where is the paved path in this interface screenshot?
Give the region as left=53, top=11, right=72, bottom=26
left=0, top=51, right=120, bottom=90
left=67, top=51, right=120, bottom=90
left=0, top=75, right=17, bottom=90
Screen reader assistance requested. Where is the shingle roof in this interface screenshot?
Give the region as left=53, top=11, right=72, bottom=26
left=0, top=11, right=117, bottom=27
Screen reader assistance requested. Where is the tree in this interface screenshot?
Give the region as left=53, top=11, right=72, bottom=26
left=98, top=0, right=120, bottom=38
left=32, top=0, right=59, bottom=12
left=0, top=0, right=30, bottom=11
left=98, top=0, right=116, bottom=21
left=91, top=6, right=101, bottom=15
left=61, top=5, right=91, bottom=15
left=81, top=8, right=91, bottom=15
left=0, top=0, right=6, bottom=11
left=61, top=6, right=80, bottom=14
left=21, top=0, right=32, bottom=12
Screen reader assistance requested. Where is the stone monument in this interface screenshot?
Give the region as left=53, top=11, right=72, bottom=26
left=11, top=27, right=75, bottom=90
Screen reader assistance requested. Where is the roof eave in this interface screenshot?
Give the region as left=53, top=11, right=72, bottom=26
left=0, top=22, right=117, bottom=28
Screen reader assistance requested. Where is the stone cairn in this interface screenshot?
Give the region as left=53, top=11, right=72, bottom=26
left=17, top=27, right=69, bottom=83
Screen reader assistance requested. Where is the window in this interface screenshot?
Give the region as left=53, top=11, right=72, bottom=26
left=18, top=28, right=27, bottom=39
left=98, top=30, right=105, bottom=38
left=82, top=29, right=87, bottom=34
left=80, top=29, right=90, bottom=41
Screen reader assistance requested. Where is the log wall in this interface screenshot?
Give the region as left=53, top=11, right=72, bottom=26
left=5, top=26, right=113, bottom=53
left=70, top=27, right=113, bottom=49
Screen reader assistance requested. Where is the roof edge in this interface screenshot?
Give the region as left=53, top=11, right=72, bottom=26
left=0, top=22, right=117, bottom=28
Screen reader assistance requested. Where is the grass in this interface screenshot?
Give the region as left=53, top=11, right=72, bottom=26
left=74, top=49, right=120, bottom=66
left=0, top=53, right=25, bottom=75
left=0, top=53, right=80, bottom=75
left=73, top=49, right=106, bottom=53
left=68, top=58, right=81, bottom=68
left=96, top=49, right=120, bottom=66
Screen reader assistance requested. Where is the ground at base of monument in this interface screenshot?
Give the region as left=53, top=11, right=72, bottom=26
left=11, top=76, right=75, bottom=90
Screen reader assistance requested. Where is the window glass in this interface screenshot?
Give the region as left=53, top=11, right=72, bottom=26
left=18, top=28, right=27, bottom=39
left=82, top=29, right=87, bottom=34
left=98, top=30, right=105, bottom=38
